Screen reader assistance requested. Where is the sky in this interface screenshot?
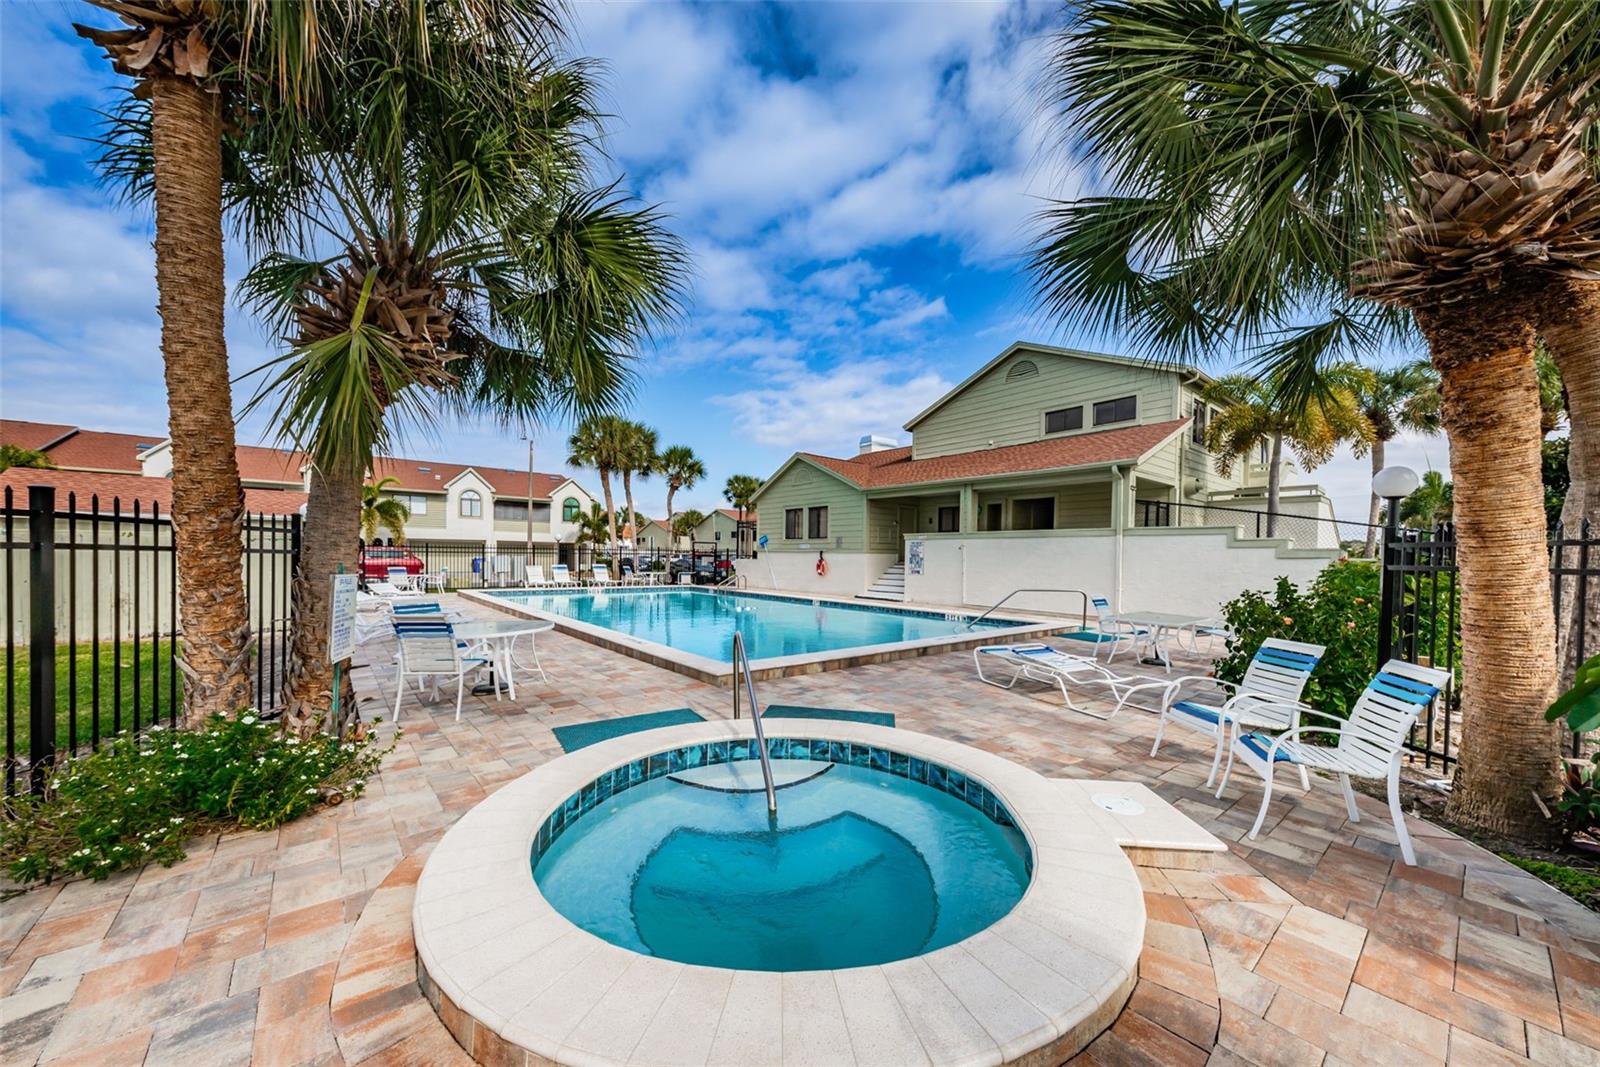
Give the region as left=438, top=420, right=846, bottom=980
left=0, top=0, right=1448, bottom=522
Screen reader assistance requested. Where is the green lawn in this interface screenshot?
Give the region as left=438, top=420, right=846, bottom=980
left=6, top=639, right=182, bottom=760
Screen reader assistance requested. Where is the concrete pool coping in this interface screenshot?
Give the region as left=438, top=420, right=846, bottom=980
left=459, top=586, right=1066, bottom=686
left=413, top=719, right=1148, bottom=1067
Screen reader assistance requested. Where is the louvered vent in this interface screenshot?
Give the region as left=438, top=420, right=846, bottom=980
left=1006, top=359, right=1039, bottom=382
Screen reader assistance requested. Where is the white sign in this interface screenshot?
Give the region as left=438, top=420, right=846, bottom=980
left=907, top=540, right=925, bottom=575
left=328, top=573, right=359, bottom=663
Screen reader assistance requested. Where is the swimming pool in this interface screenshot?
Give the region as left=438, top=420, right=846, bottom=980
left=477, top=586, right=1033, bottom=666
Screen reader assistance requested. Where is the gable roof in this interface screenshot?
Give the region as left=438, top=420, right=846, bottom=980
left=794, top=418, right=1190, bottom=491
left=901, top=341, right=1209, bottom=432
left=0, top=420, right=78, bottom=452
left=0, top=468, right=307, bottom=515
left=0, top=424, right=162, bottom=474
left=236, top=445, right=307, bottom=484
left=713, top=508, right=756, bottom=523
left=364, top=456, right=572, bottom=499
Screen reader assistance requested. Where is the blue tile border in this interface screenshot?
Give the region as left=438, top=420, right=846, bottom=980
left=530, top=739, right=1032, bottom=871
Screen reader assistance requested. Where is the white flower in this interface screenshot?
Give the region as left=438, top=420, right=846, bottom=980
left=124, top=787, right=135, bottom=794
left=285, top=737, right=300, bottom=746
left=241, top=714, right=257, bottom=725
left=305, top=787, right=318, bottom=795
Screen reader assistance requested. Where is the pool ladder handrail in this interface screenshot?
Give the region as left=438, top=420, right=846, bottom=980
left=730, top=631, right=778, bottom=815
left=965, top=588, right=1091, bottom=631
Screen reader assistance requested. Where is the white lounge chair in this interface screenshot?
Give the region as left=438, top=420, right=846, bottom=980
left=391, top=618, right=489, bottom=722
left=523, top=564, right=550, bottom=588
left=385, top=566, right=419, bottom=593
left=974, top=643, right=1179, bottom=719
left=549, top=563, right=576, bottom=586
left=1151, top=637, right=1326, bottom=788
left=584, top=562, right=612, bottom=586
left=1057, top=596, right=1147, bottom=662
left=1237, top=659, right=1451, bottom=865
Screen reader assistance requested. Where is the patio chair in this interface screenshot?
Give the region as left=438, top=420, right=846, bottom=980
left=1237, top=659, right=1451, bottom=865
left=1150, top=637, right=1326, bottom=788
left=419, top=569, right=448, bottom=594
left=584, top=563, right=612, bottom=586
left=974, top=643, right=1179, bottom=719
left=549, top=563, right=577, bottom=586
left=386, top=566, right=418, bottom=593
left=390, top=618, right=490, bottom=722
left=1057, top=596, right=1147, bottom=662
left=1177, top=617, right=1232, bottom=656
left=523, top=564, right=550, bottom=588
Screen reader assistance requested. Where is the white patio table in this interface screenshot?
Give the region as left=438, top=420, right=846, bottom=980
left=454, top=618, right=553, bottom=701
left=1107, top=610, right=1210, bottom=671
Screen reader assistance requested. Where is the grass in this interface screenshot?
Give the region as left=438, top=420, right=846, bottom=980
left=1501, top=854, right=1600, bottom=912
left=5, top=639, right=182, bottom=762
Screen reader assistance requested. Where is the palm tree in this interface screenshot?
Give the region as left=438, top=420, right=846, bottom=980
left=618, top=421, right=658, bottom=556
left=672, top=508, right=706, bottom=546
left=723, top=475, right=762, bottom=526
left=234, top=8, right=683, bottom=733
left=1031, top=0, right=1599, bottom=838
left=1201, top=371, right=1371, bottom=537
left=73, top=1, right=336, bottom=724
left=1351, top=363, right=1442, bottom=556
left=360, top=479, right=410, bottom=544
left=568, top=416, right=635, bottom=575
left=0, top=445, right=54, bottom=472
left=573, top=502, right=612, bottom=550
left=1400, top=471, right=1454, bottom=530
left=657, top=444, right=706, bottom=531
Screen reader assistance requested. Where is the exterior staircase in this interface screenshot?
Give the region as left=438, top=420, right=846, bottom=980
left=858, top=563, right=906, bottom=602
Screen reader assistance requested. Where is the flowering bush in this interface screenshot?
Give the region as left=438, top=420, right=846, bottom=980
left=0, top=714, right=388, bottom=885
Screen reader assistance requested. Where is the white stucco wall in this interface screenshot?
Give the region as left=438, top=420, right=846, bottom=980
left=1120, top=528, right=1336, bottom=615
left=735, top=551, right=898, bottom=597
left=904, top=532, right=1119, bottom=619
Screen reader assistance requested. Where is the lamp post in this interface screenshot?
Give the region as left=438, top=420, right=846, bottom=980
left=1372, top=465, right=1420, bottom=669
left=522, top=436, right=535, bottom=564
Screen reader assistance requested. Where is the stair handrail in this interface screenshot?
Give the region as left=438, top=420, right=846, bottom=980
left=729, top=631, right=778, bottom=815
left=965, top=588, right=1091, bottom=631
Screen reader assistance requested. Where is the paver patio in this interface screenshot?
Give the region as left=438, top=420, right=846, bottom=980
left=3, top=594, right=1598, bottom=1067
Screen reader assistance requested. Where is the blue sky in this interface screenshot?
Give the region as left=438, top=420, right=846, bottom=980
left=0, top=0, right=1445, bottom=521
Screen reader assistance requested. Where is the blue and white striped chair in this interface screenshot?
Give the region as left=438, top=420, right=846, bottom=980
left=1240, top=659, right=1450, bottom=865
left=391, top=618, right=489, bottom=723
left=1151, top=638, right=1325, bottom=788
left=1058, top=596, right=1147, bottom=662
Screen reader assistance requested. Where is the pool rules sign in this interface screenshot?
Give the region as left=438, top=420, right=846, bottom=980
left=328, top=572, right=359, bottom=663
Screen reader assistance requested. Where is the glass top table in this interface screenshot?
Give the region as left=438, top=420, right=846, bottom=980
left=1107, top=610, right=1209, bottom=669
left=455, top=618, right=555, bottom=640
left=454, top=618, right=553, bottom=699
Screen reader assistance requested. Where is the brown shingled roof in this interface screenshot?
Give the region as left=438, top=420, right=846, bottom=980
left=25, top=427, right=161, bottom=473
left=236, top=445, right=307, bottom=485
left=714, top=508, right=756, bottom=523
left=799, top=419, right=1189, bottom=489
left=367, top=456, right=571, bottom=499
left=0, top=419, right=77, bottom=452
left=0, top=469, right=306, bottom=515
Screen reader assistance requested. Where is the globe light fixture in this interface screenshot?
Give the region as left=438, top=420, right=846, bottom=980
left=1372, top=465, right=1420, bottom=500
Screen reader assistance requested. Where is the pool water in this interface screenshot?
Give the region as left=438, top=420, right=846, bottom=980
left=486, top=587, right=1017, bottom=662
left=532, top=761, right=1031, bottom=971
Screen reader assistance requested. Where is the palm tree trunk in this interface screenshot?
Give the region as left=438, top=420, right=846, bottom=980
left=149, top=74, right=252, bottom=727
left=664, top=483, right=677, bottom=549
left=1417, top=299, right=1560, bottom=841
left=1265, top=433, right=1283, bottom=538
left=600, top=470, right=618, bottom=576
left=622, top=468, right=637, bottom=563
left=1541, top=279, right=1600, bottom=695
left=282, top=466, right=362, bottom=736
left=1364, top=438, right=1386, bottom=558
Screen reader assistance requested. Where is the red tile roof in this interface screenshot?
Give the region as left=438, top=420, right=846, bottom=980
left=800, top=419, right=1190, bottom=489
left=367, top=456, right=571, bottom=499
left=0, top=419, right=77, bottom=452
left=0, top=469, right=307, bottom=515
left=714, top=508, right=756, bottom=523
left=236, top=445, right=307, bottom=485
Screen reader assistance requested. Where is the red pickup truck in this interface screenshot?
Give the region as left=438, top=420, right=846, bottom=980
left=360, top=546, right=424, bottom=581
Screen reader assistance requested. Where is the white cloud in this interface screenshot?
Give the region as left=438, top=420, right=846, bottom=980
left=712, top=357, right=952, bottom=453
left=1306, top=431, right=1452, bottom=529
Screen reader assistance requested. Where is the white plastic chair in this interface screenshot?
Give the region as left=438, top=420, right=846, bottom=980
left=584, top=562, right=612, bottom=586
left=550, top=563, right=576, bottom=586
left=419, top=569, right=447, bottom=594
left=386, top=566, right=418, bottom=592
left=1058, top=596, right=1147, bottom=662
left=523, top=564, right=549, bottom=588
left=1177, top=617, right=1232, bottom=655
left=1238, top=659, right=1451, bottom=865
left=974, top=643, right=1179, bottom=719
left=1151, top=638, right=1326, bottom=788
left=391, top=618, right=489, bottom=722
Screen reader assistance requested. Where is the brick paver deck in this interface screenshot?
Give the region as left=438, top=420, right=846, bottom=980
left=3, top=595, right=1598, bottom=1066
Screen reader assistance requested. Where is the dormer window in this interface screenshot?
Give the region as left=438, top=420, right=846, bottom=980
left=1093, top=395, right=1137, bottom=425
left=1044, top=407, right=1083, bottom=434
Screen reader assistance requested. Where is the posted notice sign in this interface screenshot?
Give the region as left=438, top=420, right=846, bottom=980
left=328, top=573, right=359, bottom=663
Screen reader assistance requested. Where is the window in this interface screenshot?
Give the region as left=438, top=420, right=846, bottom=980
left=1006, top=359, right=1039, bottom=382
left=459, top=490, right=482, bottom=518
left=1093, top=395, right=1137, bottom=425
left=1191, top=402, right=1208, bottom=445
left=1044, top=406, right=1083, bottom=434
left=785, top=508, right=803, bottom=538
left=984, top=502, right=1003, bottom=530
left=807, top=506, right=829, bottom=539
left=937, top=506, right=959, bottom=532
left=1012, top=497, right=1056, bottom=530
left=494, top=500, right=527, bottom=521
left=392, top=493, right=427, bottom=515
left=562, top=497, right=581, bottom=522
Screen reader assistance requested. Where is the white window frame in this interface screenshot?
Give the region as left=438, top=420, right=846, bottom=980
left=459, top=490, right=482, bottom=518
left=393, top=493, right=427, bottom=515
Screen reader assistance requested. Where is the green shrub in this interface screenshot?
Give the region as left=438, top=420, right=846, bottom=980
left=1, top=714, right=388, bottom=885
left=1214, top=560, right=1460, bottom=722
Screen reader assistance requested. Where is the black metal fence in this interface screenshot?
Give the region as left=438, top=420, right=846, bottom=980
left=1378, top=519, right=1600, bottom=770
left=357, top=540, right=741, bottom=589
left=2, top=485, right=299, bottom=796
left=1135, top=497, right=1380, bottom=552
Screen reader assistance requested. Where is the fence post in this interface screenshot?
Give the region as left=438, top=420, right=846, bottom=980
left=28, top=486, right=56, bottom=794
left=1376, top=505, right=1402, bottom=673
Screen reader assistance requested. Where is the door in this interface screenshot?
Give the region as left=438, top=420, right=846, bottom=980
left=895, top=505, right=918, bottom=561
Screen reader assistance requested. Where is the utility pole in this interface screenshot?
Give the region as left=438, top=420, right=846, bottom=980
left=523, top=436, right=535, bottom=562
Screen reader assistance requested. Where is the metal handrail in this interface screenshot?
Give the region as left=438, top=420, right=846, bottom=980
left=965, top=588, right=1091, bottom=631
left=729, top=632, right=778, bottom=815
left=715, top=572, right=747, bottom=589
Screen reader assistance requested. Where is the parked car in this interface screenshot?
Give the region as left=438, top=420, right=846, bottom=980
left=360, top=546, right=424, bottom=581
left=668, top=554, right=733, bottom=583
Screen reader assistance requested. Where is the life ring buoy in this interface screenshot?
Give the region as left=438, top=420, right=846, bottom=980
left=816, top=558, right=828, bottom=577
